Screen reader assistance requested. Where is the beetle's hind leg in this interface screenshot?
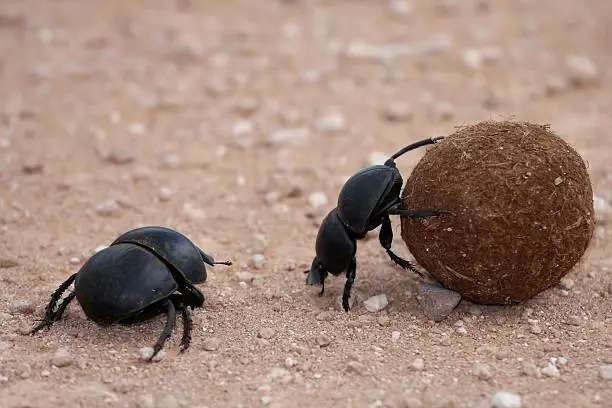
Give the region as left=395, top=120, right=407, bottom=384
left=149, top=300, right=177, bottom=361
left=30, top=273, right=77, bottom=334
left=342, top=258, right=357, bottom=312
left=379, top=215, right=423, bottom=277
left=169, top=295, right=193, bottom=353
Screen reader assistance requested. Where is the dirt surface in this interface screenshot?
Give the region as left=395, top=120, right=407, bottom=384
left=1, top=1, right=611, bottom=407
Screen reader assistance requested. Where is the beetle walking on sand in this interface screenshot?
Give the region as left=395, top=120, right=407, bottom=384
left=305, top=136, right=450, bottom=311
left=30, top=226, right=232, bottom=361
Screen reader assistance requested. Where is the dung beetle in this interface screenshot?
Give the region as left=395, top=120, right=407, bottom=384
left=305, top=136, right=449, bottom=311
left=30, top=226, right=232, bottom=360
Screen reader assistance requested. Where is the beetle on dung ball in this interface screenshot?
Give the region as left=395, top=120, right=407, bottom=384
left=30, top=226, right=232, bottom=361
left=305, top=136, right=450, bottom=311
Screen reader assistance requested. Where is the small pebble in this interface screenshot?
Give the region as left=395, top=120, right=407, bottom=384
left=284, top=356, right=298, bottom=368
left=231, top=119, right=254, bottom=137
left=51, top=348, right=74, bottom=367
left=391, top=331, right=401, bottom=342
left=158, top=187, right=173, bottom=202
left=490, top=391, right=521, bottom=408
left=250, top=254, right=265, bottom=269
left=456, top=326, right=467, bottom=335
left=266, top=127, right=310, bottom=145
left=593, top=195, right=612, bottom=224
left=541, top=364, right=560, bottom=378
left=389, top=0, right=413, bottom=16
left=128, top=123, right=146, bottom=136
left=599, top=364, right=612, bottom=380
left=529, top=324, right=542, bottom=334
left=103, top=147, right=134, bottom=165
left=558, top=277, right=574, bottom=290
left=346, top=361, right=366, bottom=375
left=308, top=191, right=328, bottom=208
left=316, top=333, right=332, bottom=347
left=261, top=396, right=273, bottom=406
left=162, top=153, right=182, bottom=169
left=472, top=362, right=493, bottom=380
left=411, top=358, right=425, bottom=371
left=380, top=101, right=413, bottom=122
left=315, top=112, right=345, bottom=134
left=9, top=300, right=36, bottom=315
left=415, top=282, right=461, bottom=322
left=316, top=311, right=332, bottom=321
left=363, top=294, right=389, bottom=312
left=69, top=257, right=80, bottom=265
left=202, top=337, right=221, bottom=351
left=236, top=271, right=255, bottom=283
left=138, top=347, right=165, bottom=362
left=566, top=54, right=600, bottom=87
left=258, top=327, right=276, bottom=340
left=521, top=360, right=541, bottom=378
left=96, top=199, right=121, bottom=216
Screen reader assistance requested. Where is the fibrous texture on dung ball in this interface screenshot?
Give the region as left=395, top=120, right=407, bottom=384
left=400, top=121, right=594, bottom=305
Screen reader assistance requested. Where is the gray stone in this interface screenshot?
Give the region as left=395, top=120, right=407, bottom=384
left=415, top=282, right=461, bottom=322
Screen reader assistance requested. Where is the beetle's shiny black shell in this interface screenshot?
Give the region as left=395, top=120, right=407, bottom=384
left=112, top=226, right=207, bottom=284
left=315, top=208, right=356, bottom=275
left=74, top=243, right=177, bottom=326
left=336, top=165, right=403, bottom=234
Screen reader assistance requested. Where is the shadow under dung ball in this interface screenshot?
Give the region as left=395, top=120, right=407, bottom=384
left=400, top=120, right=595, bottom=305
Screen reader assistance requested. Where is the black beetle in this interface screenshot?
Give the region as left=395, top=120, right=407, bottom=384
left=305, top=136, right=449, bottom=311
left=30, top=226, right=232, bottom=360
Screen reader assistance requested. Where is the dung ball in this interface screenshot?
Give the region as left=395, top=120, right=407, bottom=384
left=400, top=120, right=594, bottom=305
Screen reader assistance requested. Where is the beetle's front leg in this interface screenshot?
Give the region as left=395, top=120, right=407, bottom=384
left=342, top=257, right=357, bottom=312
left=379, top=215, right=423, bottom=277
left=387, top=203, right=451, bottom=218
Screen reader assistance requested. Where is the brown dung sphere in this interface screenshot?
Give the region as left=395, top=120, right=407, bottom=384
left=400, top=121, right=595, bottom=305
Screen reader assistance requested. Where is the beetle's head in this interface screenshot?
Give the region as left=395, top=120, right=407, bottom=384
left=304, top=257, right=329, bottom=287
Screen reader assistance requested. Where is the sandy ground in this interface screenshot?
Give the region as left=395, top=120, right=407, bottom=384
left=1, top=1, right=611, bottom=407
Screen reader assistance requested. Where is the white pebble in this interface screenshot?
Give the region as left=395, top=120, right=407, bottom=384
left=566, top=54, right=600, bottom=87
left=315, top=112, right=345, bottom=134
left=158, top=186, right=173, bottom=202
left=411, top=358, right=425, bottom=371
left=129, top=123, right=146, bottom=136
left=389, top=0, right=413, bottom=16
left=236, top=271, right=255, bottom=283
left=250, top=254, right=265, bottom=269
left=69, top=257, right=80, bottom=265
left=363, top=294, right=389, bottom=312
left=541, top=364, right=560, bottom=378
left=599, top=364, right=612, bottom=380
left=51, top=348, right=73, bottom=367
left=284, top=356, right=298, bottom=368
left=261, top=396, right=273, bottom=406
left=490, top=391, right=522, bottom=408
left=232, top=119, right=254, bottom=137
left=391, top=331, right=401, bottom=342
left=266, top=127, right=310, bottom=145
left=96, top=199, right=120, bottom=216
left=308, top=191, right=328, bottom=208
left=594, top=195, right=612, bottom=224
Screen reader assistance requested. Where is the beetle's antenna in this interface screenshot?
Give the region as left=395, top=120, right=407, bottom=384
left=212, top=260, right=232, bottom=266
left=385, top=136, right=445, bottom=165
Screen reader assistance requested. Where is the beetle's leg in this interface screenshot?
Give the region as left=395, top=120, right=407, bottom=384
left=149, top=300, right=176, bottom=361
left=30, top=273, right=77, bottom=334
left=379, top=215, right=423, bottom=277
left=166, top=267, right=205, bottom=309
left=342, top=257, right=357, bottom=312
left=179, top=306, right=193, bottom=353
left=387, top=203, right=451, bottom=218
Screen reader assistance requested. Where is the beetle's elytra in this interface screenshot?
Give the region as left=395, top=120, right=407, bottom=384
left=305, top=136, right=451, bottom=311
left=30, top=226, right=232, bottom=360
